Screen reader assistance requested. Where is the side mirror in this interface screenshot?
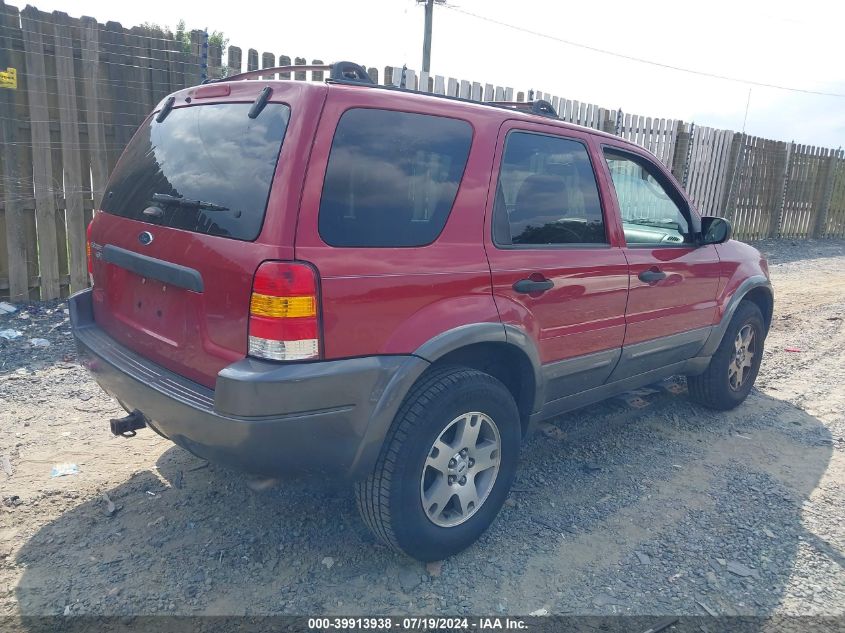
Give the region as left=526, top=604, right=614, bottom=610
left=700, top=216, right=732, bottom=245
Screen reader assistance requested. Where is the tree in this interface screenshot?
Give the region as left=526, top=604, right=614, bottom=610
left=139, top=19, right=227, bottom=55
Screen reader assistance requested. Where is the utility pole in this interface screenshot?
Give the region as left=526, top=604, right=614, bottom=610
left=421, top=0, right=434, bottom=73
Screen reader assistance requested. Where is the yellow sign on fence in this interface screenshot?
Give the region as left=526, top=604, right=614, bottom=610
left=0, top=67, right=17, bottom=89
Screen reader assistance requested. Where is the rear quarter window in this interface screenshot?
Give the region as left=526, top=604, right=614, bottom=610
left=318, top=108, right=473, bottom=247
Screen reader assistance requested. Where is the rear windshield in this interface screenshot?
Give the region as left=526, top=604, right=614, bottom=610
left=101, top=102, right=290, bottom=241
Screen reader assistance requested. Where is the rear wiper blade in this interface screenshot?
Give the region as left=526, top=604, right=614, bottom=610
left=151, top=193, right=229, bottom=212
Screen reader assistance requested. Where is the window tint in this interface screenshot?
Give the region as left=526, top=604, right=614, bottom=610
left=102, top=103, right=290, bottom=241
left=493, top=132, right=606, bottom=246
left=318, top=109, right=472, bottom=247
left=604, top=150, right=691, bottom=246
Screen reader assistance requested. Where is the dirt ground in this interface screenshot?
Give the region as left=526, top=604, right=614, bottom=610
left=1, top=238, right=843, bottom=620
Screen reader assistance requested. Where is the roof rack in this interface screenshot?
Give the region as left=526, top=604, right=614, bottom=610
left=487, top=99, right=558, bottom=119
left=204, top=60, right=373, bottom=85
left=203, top=62, right=564, bottom=124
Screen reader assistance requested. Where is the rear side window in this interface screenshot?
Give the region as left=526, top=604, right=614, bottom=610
left=493, top=132, right=606, bottom=246
left=318, top=108, right=473, bottom=247
left=102, top=103, right=290, bottom=241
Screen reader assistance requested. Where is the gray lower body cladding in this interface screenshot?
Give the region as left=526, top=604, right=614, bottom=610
left=68, top=289, right=429, bottom=478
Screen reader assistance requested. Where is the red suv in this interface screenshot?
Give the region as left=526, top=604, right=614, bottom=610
left=70, top=62, right=773, bottom=561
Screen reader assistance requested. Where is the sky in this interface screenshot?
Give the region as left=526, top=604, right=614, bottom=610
left=26, top=0, right=845, bottom=147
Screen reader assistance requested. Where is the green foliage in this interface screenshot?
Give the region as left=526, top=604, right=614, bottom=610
left=209, top=31, right=229, bottom=49
left=138, top=18, right=227, bottom=55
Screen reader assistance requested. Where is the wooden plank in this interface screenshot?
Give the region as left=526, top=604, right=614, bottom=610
left=770, top=141, right=793, bottom=238
left=0, top=1, right=28, bottom=300
left=459, top=79, right=470, bottom=98
left=261, top=51, right=274, bottom=79
left=20, top=7, right=61, bottom=299
left=278, top=54, right=290, bottom=79
left=227, top=45, right=241, bottom=75
left=52, top=11, right=87, bottom=291
left=404, top=69, right=416, bottom=90
left=164, top=30, right=186, bottom=92
left=80, top=16, right=109, bottom=207
left=144, top=27, right=170, bottom=99
left=434, top=75, right=445, bottom=95
left=813, top=149, right=838, bottom=237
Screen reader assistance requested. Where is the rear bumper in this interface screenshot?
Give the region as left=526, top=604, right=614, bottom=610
left=69, top=289, right=429, bottom=478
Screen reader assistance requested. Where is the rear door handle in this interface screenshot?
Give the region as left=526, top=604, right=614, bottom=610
left=638, top=268, right=667, bottom=284
left=513, top=278, right=554, bottom=294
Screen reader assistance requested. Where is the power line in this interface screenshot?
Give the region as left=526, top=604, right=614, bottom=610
left=442, top=5, right=845, bottom=98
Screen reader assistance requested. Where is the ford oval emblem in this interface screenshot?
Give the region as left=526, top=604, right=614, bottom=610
left=138, top=231, right=154, bottom=246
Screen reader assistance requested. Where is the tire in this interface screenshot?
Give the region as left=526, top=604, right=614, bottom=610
left=355, top=366, right=521, bottom=561
left=687, top=300, right=765, bottom=410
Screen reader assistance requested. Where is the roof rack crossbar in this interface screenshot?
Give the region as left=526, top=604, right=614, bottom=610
left=205, top=61, right=373, bottom=85
left=487, top=99, right=558, bottom=119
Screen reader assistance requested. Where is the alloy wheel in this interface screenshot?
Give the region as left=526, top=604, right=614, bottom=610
left=729, top=324, right=756, bottom=390
left=420, top=411, right=502, bottom=527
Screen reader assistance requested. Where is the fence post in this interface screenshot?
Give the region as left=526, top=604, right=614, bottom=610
left=812, top=149, right=840, bottom=238
left=208, top=41, right=222, bottom=79
left=294, top=57, right=306, bottom=80
left=670, top=121, right=691, bottom=183
left=600, top=110, right=615, bottom=135
left=227, top=46, right=242, bottom=75
left=720, top=132, right=744, bottom=217
left=0, top=2, right=29, bottom=301
left=261, top=52, right=275, bottom=79
left=200, top=30, right=208, bottom=82
left=312, top=59, right=324, bottom=82
left=770, top=141, right=794, bottom=238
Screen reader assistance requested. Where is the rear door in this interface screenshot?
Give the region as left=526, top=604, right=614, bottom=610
left=599, top=144, right=720, bottom=378
left=89, top=82, right=326, bottom=388
left=485, top=122, right=629, bottom=403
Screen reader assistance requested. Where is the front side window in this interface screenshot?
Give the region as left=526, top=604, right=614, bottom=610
left=493, top=132, right=606, bottom=246
left=604, top=149, right=691, bottom=246
left=318, top=108, right=473, bottom=247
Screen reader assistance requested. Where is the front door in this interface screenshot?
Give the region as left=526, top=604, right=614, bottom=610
left=485, top=123, right=629, bottom=403
left=600, top=144, right=721, bottom=378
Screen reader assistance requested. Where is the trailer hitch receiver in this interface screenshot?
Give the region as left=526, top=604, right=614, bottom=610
left=109, top=410, right=147, bottom=438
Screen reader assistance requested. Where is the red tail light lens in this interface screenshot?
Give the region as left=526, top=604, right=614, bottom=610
left=86, top=221, right=94, bottom=279
left=248, top=261, right=321, bottom=361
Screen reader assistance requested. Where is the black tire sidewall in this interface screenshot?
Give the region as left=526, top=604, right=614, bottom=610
left=390, top=372, right=521, bottom=561
left=713, top=301, right=765, bottom=406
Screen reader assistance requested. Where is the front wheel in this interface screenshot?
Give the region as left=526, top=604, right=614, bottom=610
left=687, top=300, right=765, bottom=410
left=355, top=366, right=521, bottom=561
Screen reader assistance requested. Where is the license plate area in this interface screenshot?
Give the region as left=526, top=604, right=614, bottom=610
left=108, top=266, right=188, bottom=347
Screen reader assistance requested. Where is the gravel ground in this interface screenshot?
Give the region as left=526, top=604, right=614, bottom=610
left=1, top=238, right=843, bottom=619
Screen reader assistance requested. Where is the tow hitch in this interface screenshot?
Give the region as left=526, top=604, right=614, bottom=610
left=109, top=410, right=147, bottom=437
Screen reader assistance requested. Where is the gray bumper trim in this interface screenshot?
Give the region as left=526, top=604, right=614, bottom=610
left=69, top=289, right=429, bottom=477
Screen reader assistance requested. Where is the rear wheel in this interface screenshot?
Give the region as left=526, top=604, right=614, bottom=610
left=355, top=366, right=521, bottom=561
left=687, top=300, right=765, bottom=410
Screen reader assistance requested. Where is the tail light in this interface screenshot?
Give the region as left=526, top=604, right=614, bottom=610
left=86, top=221, right=94, bottom=280
left=248, top=261, right=321, bottom=361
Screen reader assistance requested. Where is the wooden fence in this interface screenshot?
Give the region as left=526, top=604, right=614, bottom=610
left=1, top=2, right=844, bottom=301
